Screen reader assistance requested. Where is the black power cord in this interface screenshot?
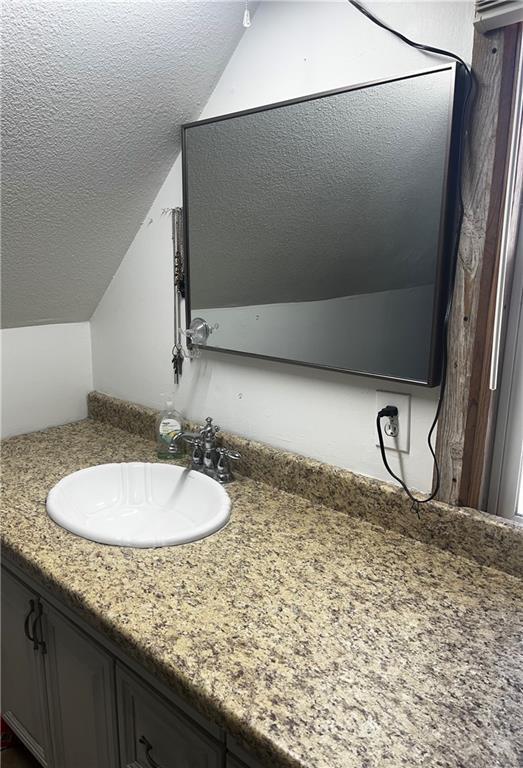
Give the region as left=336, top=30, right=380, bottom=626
left=376, top=406, right=437, bottom=518
left=348, top=0, right=472, bottom=75
left=347, top=0, right=475, bottom=513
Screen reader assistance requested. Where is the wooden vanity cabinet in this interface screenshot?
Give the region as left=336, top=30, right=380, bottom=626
left=1, top=563, right=265, bottom=768
left=1, top=568, right=52, bottom=766
left=225, top=741, right=267, bottom=768
left=1, top=567, right=118, bottom=768
left=227, top=757, right=250, bottom=768
left=42, top=604, right=118, bottom=768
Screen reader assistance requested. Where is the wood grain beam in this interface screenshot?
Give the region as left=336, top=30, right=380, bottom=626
left=459, top=26, right=520, bottom=509
left=435, top=26, right=518, bottom=506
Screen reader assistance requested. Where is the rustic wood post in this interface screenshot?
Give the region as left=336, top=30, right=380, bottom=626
left=435, top=26, right=519, bottom=506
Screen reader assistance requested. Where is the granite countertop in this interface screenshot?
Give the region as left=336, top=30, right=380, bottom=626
left=1, top=418, right=522, bottom=768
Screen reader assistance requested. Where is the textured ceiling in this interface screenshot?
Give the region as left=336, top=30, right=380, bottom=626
left=1, top=0, right=248, bottom=328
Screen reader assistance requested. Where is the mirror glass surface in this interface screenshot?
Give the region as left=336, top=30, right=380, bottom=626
left=183, top=66, right=458, bottom=384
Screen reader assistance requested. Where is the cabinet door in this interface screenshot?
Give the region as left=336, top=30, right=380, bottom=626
left=1, top=568, right=51, bottom=766
left=43, top=603, right=118, bottom=768
left=226, top=757, right=247, bottom=768
left=116, top=665, right=224, bottom=768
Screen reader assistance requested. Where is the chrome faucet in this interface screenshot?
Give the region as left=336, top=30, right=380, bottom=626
left=169, top=417, right=240, bottom=484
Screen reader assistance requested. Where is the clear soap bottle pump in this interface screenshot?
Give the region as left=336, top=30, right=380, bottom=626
left=156, top=394, right=185, bottom=459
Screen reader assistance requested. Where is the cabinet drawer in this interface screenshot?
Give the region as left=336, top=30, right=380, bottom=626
left=116, top=664, right=224, bottom=768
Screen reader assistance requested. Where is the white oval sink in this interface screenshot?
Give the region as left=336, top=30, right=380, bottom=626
left=46, top=463, right=231, bottom=548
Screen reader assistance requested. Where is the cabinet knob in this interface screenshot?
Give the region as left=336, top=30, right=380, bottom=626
left=139, top=735, right=164, bottom=768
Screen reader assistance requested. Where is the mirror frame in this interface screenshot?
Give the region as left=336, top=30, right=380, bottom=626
left=181, top=64, right=464, bottom=387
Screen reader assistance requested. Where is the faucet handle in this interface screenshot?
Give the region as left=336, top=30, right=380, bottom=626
left=183, top=436, right=204, bottom=470
left=222, top=448, right=240, bottom=462
left=216, top=447, right=241, bottom=484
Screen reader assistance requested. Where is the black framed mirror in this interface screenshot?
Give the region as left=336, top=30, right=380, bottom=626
left=182, top=64, right=464, bottom=386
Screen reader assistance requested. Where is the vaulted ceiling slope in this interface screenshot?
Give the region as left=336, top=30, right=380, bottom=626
left=1, top=1, right=247, bottom=328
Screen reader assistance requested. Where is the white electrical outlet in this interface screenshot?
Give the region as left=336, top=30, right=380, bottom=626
left=375, top=391, right=411, bottom=453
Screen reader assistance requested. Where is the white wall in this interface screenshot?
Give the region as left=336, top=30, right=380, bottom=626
left=1, top=323, right=93, bottom=438
left=92, top=1, right=474, bottom=492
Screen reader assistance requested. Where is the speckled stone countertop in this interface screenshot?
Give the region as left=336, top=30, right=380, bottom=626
left=2, top=418, right=523, bottom=768
left=87, top=391, right=523, bottom=578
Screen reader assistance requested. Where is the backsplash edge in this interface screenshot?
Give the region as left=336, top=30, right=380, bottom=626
left=87, top=391, right=523, bottom=579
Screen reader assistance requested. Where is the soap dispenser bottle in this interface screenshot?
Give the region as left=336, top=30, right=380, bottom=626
left=156, top=394, right=185, bottom=459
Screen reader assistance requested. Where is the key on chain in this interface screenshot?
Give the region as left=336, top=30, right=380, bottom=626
left=172, top=345, right=179, bottom=382
left=172, top=345, right=184, bottom=382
